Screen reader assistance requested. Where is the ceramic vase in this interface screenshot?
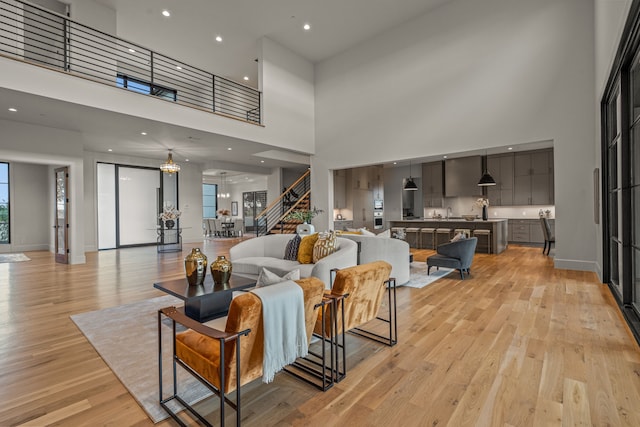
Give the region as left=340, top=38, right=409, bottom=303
left=296, top=222, right=314, bottom=235
left=482, top=206, right=488, bottom=221
left=184, top=248, right=207, bottom=285
left=165, top=219, right=175, bottom=229
left=210, top=255, right=232, bottom=285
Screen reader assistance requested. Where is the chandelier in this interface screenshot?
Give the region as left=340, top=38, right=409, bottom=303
left=160, top=150, right=180, bottom=174
left=217, top=172, right=230, bottom=198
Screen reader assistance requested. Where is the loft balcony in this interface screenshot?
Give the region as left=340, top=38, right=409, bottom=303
left=0, top=0, right=262, bottom=125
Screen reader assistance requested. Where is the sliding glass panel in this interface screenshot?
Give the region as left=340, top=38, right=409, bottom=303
left=97, top=163, right=116, bottom=249
left=118, top=166, right=159, bottom=246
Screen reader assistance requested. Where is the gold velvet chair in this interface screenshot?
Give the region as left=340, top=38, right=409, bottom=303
left=158, top=277, right=325, bottom=426
left=314, top=260, right=396, bottom=382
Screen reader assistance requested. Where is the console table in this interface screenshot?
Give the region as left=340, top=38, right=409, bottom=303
left=157, top=227, right=182, bottom=253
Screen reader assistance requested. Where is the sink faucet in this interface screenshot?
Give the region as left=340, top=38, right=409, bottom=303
left=446, top=207, right=452, bottom=219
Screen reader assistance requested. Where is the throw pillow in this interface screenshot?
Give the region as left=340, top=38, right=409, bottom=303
left=283, top=234, right=302, bottom=261
left=359, top=228, right=376, bottom=236
left=256, top=268, right=300, bottom=287
left=297, top=233, right=319, bottom=264
left=312, top=231, right=338, bottom=263
left=376, top=229, right=391, bottom=238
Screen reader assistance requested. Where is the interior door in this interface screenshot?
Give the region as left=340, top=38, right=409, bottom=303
left=54, top=167, right=69, bottom=264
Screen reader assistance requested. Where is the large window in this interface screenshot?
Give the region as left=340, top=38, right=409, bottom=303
left=116, top=74, right=177, bottom=101
left=203, top=184, right=217, bottom=218
left=0, top=163, right=8, bottom=244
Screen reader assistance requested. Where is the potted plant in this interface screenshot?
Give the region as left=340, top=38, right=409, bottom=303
left=285, top=206, right=324, bottom=235
left=159, top=204, right=181, bottom=229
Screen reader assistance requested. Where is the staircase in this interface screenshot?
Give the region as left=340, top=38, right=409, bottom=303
left=255, top=170, right=311, bottom=236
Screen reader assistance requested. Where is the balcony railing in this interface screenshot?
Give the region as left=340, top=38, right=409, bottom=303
left=0, top=0, right=262, bottom=124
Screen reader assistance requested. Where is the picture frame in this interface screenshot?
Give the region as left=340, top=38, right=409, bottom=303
left=231, top=201, right=238, bottom=216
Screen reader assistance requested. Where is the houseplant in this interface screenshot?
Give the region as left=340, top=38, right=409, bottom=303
left=473, top=198, right=490, bottom=221
left=159, top=204, right=181, bottom=229
left=285, top=206, right=324, bottom=235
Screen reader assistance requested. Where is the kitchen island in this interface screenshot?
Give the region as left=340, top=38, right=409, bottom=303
left=388, top=218, right=508, bottom=254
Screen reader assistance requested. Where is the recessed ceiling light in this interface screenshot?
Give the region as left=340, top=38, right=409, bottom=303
left=443, top=155, right=448, bottom=158
left=8, top=107, right=17, bottom=112
left=185, top=159, right=189, bottom=162
left=108, top=148, right=113, bottom=152
left=243, top=76, right=249, bottom=81
left=215, top=35, right=223, bottom=43
left=162, top=10, right=170, bottom=17
left=303, top=23, right=311, bottom=31
left=508, top=147, right=513, bottom=150
left=128, top=48, right=136, bottom=53
left=141, top=131, right=147, bottom=135
left=176, top=65, right=182, bottom=70
left=227, top=147, right=232, bottom=151
left=260, top=160, right=265, bottom=163
left=393, top=162, right=397, bottom=165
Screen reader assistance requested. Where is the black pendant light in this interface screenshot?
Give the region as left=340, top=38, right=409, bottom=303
left=404, top=160, right=418, bottom=190
left=477, top=153, right=496, bottom=186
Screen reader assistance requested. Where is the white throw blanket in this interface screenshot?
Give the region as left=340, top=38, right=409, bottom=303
left=251, top=280, right=308, bottom=383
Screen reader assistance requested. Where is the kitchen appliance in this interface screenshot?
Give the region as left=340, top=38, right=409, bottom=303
left=373, top=210, right=384, bottom=229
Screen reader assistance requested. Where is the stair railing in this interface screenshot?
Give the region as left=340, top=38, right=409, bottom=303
left=255, top=170, right=310, bottom=236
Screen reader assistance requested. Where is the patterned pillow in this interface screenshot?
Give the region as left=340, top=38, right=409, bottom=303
left=313, top=231, right=338, bottom=263
left=297, top=233, right=319, bottom=264
left=256, top=268, right=300, bottom=287
left=284, top=234, right=301, bottom=261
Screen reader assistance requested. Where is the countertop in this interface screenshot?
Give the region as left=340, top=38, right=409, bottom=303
left=393, top=218, right=508, bottom=223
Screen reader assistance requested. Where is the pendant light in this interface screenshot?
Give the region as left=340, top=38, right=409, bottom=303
left=160, top=149, right=180, bottom=174
left=477, top=152, right=496, bottom=186
left=404, top=160, right=418, bottom=190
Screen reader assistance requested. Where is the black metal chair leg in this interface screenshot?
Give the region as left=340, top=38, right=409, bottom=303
left=460, top=269, right=464, bottom=280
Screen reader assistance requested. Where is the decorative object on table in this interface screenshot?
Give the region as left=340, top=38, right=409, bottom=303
left=285, top=206, right=324, bottom=235
left=159, top=203, right=181, bottom=229
left=217, top=208, right=231, bottom=220
left=474, top=198, right=489, bottom=221
left=393, top=228, right=406, bottom=240
left=184, top=248, right=208, bottom=286
left=210, top=255, right=232, bottom=285
left=462, top=215, right=476, bottom=221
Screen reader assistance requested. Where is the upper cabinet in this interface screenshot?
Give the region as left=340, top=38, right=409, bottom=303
left=513, top=149, right=554, bottom=205
left=334, top=169, right=347, bottom=209
left=485, top=153, right=514, bottom=206
left=422, top=161, right=444, bottom=207
left=444, top=156, right=483, bottom=197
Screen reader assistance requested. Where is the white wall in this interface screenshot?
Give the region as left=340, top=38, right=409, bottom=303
left=313, top=0, right=597, bottom=271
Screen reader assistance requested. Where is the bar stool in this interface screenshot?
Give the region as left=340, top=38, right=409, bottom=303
left=473, top=229, right=492, bottom=254
left=435, top=228, right=453, bottom=246
left=391, top=227, right=406, bottom=240
left=454, top=228, right=471, bottom=238
left=420, top=228, right=436, bottom=249
left=405, top=227, right=421, bottom=248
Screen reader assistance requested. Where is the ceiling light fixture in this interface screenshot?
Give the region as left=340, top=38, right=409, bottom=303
left=162, top=10, right=171, bottom=17
left=243, top=76, right=249, bottom=81
left=176, top=65, right=182, bottom=70
left=404, top=160, right=418, bottom=191
left=128, top=48, right=136, bottom=53
left=141, top=131, right=147, bottom=135
left=160, top=149, right=180, bottom=174
left=303, top=23, right=311, bottom=30
left=227, top=147, right=232, bottom=151
left=477, top=151, right=496, bottom=186
left=215, top=35, right=223, bottom=42
left=8, top=107, right=17, bottom=112
left=217, top=172, right=230, bottom=198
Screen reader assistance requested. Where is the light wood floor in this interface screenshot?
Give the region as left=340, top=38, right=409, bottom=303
left=1, top=239, right=639, bottom=426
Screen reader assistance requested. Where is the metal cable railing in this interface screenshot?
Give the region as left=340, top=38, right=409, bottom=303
left=0, top=0, right=262, bottom=124
left=255, top=170, right=311, bottom=236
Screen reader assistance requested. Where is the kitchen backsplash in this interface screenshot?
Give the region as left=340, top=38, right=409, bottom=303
left=423, top=197, right=555, bottom=219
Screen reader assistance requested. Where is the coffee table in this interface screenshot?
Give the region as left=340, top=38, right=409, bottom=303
left=153, top=274, right=255, bottom=322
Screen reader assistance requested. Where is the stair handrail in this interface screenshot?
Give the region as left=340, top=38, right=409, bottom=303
left=255, top=170, right=310, bottom=220
left=254, top=170, right=311, bottom=236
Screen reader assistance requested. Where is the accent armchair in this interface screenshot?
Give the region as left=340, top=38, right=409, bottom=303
left=426, top=237, right=478, bottom=280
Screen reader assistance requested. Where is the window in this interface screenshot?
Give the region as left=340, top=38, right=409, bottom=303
left=116, top=74, right=177, bottom=101
left=203, top=184, right=217, bottom=218
left=0, top=163, right=9, bottom=244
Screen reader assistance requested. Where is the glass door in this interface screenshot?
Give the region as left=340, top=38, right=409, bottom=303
left=243, top=191, right=267, bottom=232
left=54, top=167, right=69, bottom=264
left=632, top=60, right=640, bottom=312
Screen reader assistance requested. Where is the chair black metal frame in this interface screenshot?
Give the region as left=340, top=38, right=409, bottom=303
left=540, top=217, right=555, bottom=256
left=158, top=306, right=249, bottom=427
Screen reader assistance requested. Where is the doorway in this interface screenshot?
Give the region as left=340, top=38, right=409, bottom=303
left=243, top=191, right=266, bottom=233
left=54, top=167, right=68, bottom=264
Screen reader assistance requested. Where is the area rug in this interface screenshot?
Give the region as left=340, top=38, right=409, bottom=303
left=70, top=295, right=214, bottom=423
left=0, top=253, right=30, bottom=263
left=404, top=263, right=455, bottom=289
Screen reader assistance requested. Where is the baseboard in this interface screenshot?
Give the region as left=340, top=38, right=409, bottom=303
left=0, top=244, right=49, bottom=252
left=594, top=262, right=603, bottom=282
left=554, top=258, right=598, bottom=272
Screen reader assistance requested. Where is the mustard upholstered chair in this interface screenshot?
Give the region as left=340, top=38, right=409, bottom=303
left=158, top=277, right=325, bottom=425
left=314, top=260, right=396, bottom=382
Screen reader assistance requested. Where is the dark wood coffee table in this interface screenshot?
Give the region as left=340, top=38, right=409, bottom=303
left=153, top=274, right=255, bottom=322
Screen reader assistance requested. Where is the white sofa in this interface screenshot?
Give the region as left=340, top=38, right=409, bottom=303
left=338, top=234, right=411, bottom=285
left=229, top=234, right=358, bottom=288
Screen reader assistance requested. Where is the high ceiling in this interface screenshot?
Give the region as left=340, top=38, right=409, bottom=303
left=2, top=0, right=454, bottom=178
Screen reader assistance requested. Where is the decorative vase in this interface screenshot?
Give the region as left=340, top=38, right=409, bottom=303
left=184, top=248, right=207, bottom=286
left=482, top=206, right=488, bottom=221
left=210, top=255, right=232, bottom=285
left=296, top=222, right=314, bottom=235
left=165, top=219, right=175, bottom=229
